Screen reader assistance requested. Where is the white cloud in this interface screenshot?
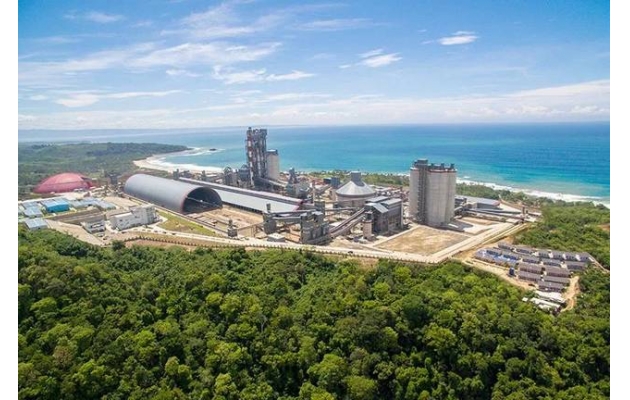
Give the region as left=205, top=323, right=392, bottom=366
left=169, top=2, right=283, bottom=39
left=359, top=53, right=402, bottom=68
left=359, top=49, right=384, bottom=58
left=266, top=70, right=315, bottom=81
left=86, top=11, right=125, bottom=23
left=19, top=80, right=609, bottom=129
left=213, top=67, right=267, bottom=84
left=339, top=64, right=352, bottom=69
left=213, top=67, right=315, bottom=84
left=55, top=90, right=182, bottom=108
left=131, top=42, right=281, bottom=68
left=19, top=41, right=280, bottom=89
left=438, top=31, right=479, bottom=45
left=28, top=95, right=48, bottom=101
left=33, top=36, right=80, bottom=45
left=66, top=11, right=125, bottom=23
left=166, top=69, right=201, bottom=77
left=297, top=18, right=374, bottom=31
left=507, top=80, right=610, bottom=98
left=260, top=93, right=331, bottom=102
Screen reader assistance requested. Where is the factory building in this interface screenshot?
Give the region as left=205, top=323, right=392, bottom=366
left=40, top=198, right=70, bottom=213
left=223, top=167, right=238, bottom=186
left=266, top=149, right=280, bottom=181
left=237, top=165, right=252, bottom=188
left=334, top=171, right=376, bottom=207
left=109, top=204, right=158, bottom=230
left=124, top=174, right=222, bottom=213
left=365, top=196, right=403, bottom=235
left=408, top=159, right=457, bottom=227
left=81, top=220, right=106, bottom=234
left=23, top=218, right=48, bottom=231
left=181, top=178, right=303, bottom=213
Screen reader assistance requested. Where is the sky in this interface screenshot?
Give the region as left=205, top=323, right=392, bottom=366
left=18, top=0, right=610, bottom=129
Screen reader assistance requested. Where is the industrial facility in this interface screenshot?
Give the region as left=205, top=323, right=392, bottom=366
left=124, top=174, right=222, bottom=213
left=109, top=204, right=158, bottom=230
left=408, top=159, right=457, bottom=227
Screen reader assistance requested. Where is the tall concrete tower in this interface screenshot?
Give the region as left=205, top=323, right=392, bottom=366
left=409, top=159, right=457, bottom=227
left=246, top=127, right=268, bottom=185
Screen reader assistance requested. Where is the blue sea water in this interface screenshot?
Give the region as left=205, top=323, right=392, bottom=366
left=19, top=123, right=610, bottom=204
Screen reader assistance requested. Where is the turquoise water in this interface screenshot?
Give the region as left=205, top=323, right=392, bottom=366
left=19, top=123, right=610, bottom=204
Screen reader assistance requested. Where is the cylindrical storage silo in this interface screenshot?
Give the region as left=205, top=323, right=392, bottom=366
left=266, top=150, right=280, bottom=181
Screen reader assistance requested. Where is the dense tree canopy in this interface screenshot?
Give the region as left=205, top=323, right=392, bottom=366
left=18, top=228, right=609, bottom=399
left=18, top=142, right=187, bottom=197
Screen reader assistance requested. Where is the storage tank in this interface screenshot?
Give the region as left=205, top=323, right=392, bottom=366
left=266, top=149, right=280, bottom=181
left=335, top=171, right=376, bottom=207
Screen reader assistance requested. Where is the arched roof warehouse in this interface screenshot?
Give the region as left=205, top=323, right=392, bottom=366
left=124, top=174, right=222, bottom=213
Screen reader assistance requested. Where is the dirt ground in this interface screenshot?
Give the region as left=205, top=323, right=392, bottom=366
left=328, top=237, right=390, bottom=252
left=103, top=196, right=141, bottom=209
left=47, top=220, right=105, bottom=246
left=200, top=206, right=262, bottom=227
left=463, top=259, right=535, bottom=291
left=562, top=275, right=581, bottom=311
left=376, top=225, right=469, bottom=255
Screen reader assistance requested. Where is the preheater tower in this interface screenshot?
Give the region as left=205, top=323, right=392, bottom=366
left=246, top=127, right=268, bottom=186
left=408, top=159, right=457, bottom=227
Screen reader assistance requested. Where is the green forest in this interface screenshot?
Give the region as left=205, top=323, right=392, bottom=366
left=18, top=228, right=609, bottom=399
left=18, top=143, right=187, bottom=196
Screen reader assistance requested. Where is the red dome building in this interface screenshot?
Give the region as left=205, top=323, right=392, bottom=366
left=34, top=173, right=94, bottom=194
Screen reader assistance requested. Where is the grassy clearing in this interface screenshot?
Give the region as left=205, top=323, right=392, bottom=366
left=157, top=211, right=217, bottom=236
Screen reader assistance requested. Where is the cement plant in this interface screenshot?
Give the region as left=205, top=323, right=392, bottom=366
left=18, top=127, right=600, bottom=309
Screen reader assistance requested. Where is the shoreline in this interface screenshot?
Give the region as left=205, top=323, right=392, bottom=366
left=133, top=155, right=609, bottom=208
left=133, top=149, right=225, bottom=175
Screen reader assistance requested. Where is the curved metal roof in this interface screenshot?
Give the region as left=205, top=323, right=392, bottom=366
left=124, top=174, right=222, bottom=213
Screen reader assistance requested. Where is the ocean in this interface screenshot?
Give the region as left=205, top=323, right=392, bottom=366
left=19, top=123, right=610, bottom=205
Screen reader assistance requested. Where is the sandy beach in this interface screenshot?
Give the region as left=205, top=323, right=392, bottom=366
left=133, top=153, right=224, bottom=175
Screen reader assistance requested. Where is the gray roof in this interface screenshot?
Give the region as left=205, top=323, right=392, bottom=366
left=368, top=203, right=388, bottom=214
left=545, top=266, right=571, bottom=277
left=543, top=275, right=570, bottom=285
left=335, top=180, right=376, bottom=197
left=124, top=174, right=222, bottom=213
left=382, top=198, right=402, bottom=207
left=24, top=208, right=43, bottom=217
left=24, top=218, right=48, bottom=230
left=518, top=271, right=540, bottom=281
left=181, top=178, right=302, bottom=213
left=366, top=196, right=390, bottom=203
left=519, top=263, right=543, bottom=273
left=538, top=280, right=565, bottom=291
left=566, top=261, right=586, bottom=270
left=460, top=196, right=501, bottom=206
